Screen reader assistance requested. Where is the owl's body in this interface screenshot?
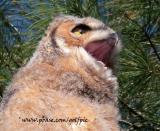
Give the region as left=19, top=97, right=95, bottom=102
left=0, top=15, right=121, bottom=131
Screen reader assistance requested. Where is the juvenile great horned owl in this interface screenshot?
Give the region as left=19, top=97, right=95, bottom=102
left=0, top=15, right=121, bottom=131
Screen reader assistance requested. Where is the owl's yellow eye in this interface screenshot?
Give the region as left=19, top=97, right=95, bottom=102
left=74, top=30, right=83, bottom=36
left=71, top=24, right=91, bottom=36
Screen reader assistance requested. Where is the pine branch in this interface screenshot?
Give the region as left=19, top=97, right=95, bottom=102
left=119, top=98, right=160, bottom=129
left=124, top=13, right=160, bottom=62
left=0, top=9, right=22, bottom=44
left=4, top=46, right=21, bottom=68
left=119, top=119, right=141, bottom=130
left=144, top=31, right=160, bottom=61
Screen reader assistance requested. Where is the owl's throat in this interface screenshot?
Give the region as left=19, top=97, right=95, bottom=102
left=85, top=39, right=116, bottom=68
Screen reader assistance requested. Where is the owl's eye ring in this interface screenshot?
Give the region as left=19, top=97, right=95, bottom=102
left=71, top=24, right=92, bottom=36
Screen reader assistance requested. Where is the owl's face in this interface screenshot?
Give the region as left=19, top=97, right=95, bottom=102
left=48, top=15, right=121, bottom=68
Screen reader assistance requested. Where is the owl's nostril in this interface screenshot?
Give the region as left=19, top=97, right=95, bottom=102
left=109, top=33, right=118, bottom=39
left=106, top=33, right=118, bottom=46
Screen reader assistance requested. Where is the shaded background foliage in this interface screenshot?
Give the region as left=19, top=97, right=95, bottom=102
left=0, top=0, right=160, bottom=130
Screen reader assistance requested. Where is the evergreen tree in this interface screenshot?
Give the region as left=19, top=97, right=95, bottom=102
left=0, top=0, right=159, bottom=130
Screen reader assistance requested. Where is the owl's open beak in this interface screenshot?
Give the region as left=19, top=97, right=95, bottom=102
left=84, top=33, right=118, bottom=67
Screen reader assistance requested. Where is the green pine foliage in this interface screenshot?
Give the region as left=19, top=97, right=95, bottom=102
left=0, top=1, right=36, bottom=96
left=0, top=0, right=160, bottom=130
left=105, top=1, right=160, bottom=130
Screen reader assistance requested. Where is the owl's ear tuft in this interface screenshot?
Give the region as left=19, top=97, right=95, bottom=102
left=46, top=14, right=80, bottom=45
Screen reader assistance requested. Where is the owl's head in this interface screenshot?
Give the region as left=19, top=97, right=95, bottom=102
left=43, top=15, right=121, bottom=69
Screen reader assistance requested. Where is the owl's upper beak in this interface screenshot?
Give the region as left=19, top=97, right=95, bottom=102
left=84, top=33, right=118, bottom=67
